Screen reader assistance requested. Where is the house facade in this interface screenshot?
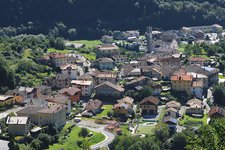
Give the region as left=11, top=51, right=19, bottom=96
left=186, top=98, right=204, bottom=115
left=6, top=116, right=29, bottom=136
left=17, top=105, right=66, bottom=128
left=94, top=81, right=125, bottom=98
left=113, top=97, right=134, bottom=116
left=96, top=44, right=119, bottom=58
left=92, top=58, right=114, bottom=70
left=59, top=87, right=81, bottom=103
left=171, top=74, right=193, bottom=95
left=140, top=96, right=160, bottom=115
left=71, top=80, right=94, bottom=96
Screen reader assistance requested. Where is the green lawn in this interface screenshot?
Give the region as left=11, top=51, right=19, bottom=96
left=137, top=125, right=155, bottom=135
left=81, top=52, right=96, bottom=60
left=73, top=40, right=102, bottom=48
left=49, top=124, right=105, bottom=150
left=179, top=114, right=208, bottom=126
left=219, top=75, right=225, bottom=79
left=94, top=105, right=113, bottom=119
left=47, top=48, right=72, bottom=54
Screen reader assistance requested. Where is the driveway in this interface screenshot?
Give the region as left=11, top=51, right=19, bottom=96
left=0, top=106, right=24, bottom=119
left=76, top=123, right=115, bottom=150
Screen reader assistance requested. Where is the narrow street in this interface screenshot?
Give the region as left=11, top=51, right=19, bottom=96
left=0, top=106, right=24, bottom=120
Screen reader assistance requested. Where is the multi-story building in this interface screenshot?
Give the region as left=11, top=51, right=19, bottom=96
left=16, top=104, right=66, bottom=128
left=96, top=72, right=117, bottom=85
left=60, top=64, right=82, bottom=80
left=96, top=44, right=119, bottom=58
left=92, top=57, right=114, bottom=70
left=171, top=74, right=193, bottom=95
left=49, top=53, right=67, bottom=67
left=94, top=81, right=125, bottom=98
left=71, top=80, right=94, bottom=96
left=47, top=74, right=70, bottom=89
left=59, top=87, right=81, bottom=103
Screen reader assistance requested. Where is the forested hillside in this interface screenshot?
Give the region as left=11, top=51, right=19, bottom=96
left=0, top=0, right=224, bottom=38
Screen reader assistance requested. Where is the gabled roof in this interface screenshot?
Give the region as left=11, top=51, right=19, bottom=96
left=166, top=107, right=178, bottom=113
left=140, top=96, right=160, bottom=105
left=94, top=81, right=125, bottom=92
left=85, top=99, right=102, bottom=111
left=0, top=95, right=13, bottom=101
left=186, top=98, right=203, bottom=108
left=166, top=100, right=181, bottom=109
left=95, top=57, right=114, bottom=63
left=163, top=116, right=178, bottom=124
left=46, top=95, right=69, bottom=104
left=59, top=87, right=81, bottom=96
left=209, top=106, right=225, bottom=117
left=17, top=106, right=44, bottom=115
left=119, top=96, right=134, bottom=105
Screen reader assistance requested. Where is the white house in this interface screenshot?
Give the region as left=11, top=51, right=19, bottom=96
left=60, top=64, right=84, bottom=80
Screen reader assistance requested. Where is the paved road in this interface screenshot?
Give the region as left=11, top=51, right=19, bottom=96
left=0, top=139, right=9, bottom=150
left=0, top=106, right=24, bottom=119
left=76, top=124, right=115, bottom=150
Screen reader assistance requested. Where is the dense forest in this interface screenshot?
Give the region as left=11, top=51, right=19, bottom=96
left=0, top=0, right=224, bottom=39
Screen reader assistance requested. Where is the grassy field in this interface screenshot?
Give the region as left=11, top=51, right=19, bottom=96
left=219, top=75, right=225, bottom=79
left=49, top=124, right=105, bottom=150
left=47, top=48, right=72, bottom=54
left=81, top=52, right=96, bottom=60
left=179, top=114, right=207, bottom=126
left=94, top=105, right=113, bottom=119
left=73, top=40, right=102, bottom=48
left=137, top=125, right=155, bottom=135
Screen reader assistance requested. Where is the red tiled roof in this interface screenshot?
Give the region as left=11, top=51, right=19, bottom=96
left=171, top=74, right=193, bottom=81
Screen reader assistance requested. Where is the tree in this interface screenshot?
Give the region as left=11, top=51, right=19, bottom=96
left=170, top=133, right=187, bottom=150
left=79, top=128, right=89, bottom=138
left=81, top=139, right=91, bottom=150
left=37, top=133, right=51, bottom=149
left=136, top=86, right=152, bottom=101
left=212, top=83, right=225, bottom=106
left=30, top=139, right=42, bottom=150
left=55, top=37, right=65, bottom=50
left=155, top=123, right=169, bottom=142
left=68, top=28, right=77, bottom=40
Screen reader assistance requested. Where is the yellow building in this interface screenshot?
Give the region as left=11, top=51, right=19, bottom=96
left=171, top=74, right=193, bottom=95
left=0, top=95, right=14, bottom=107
